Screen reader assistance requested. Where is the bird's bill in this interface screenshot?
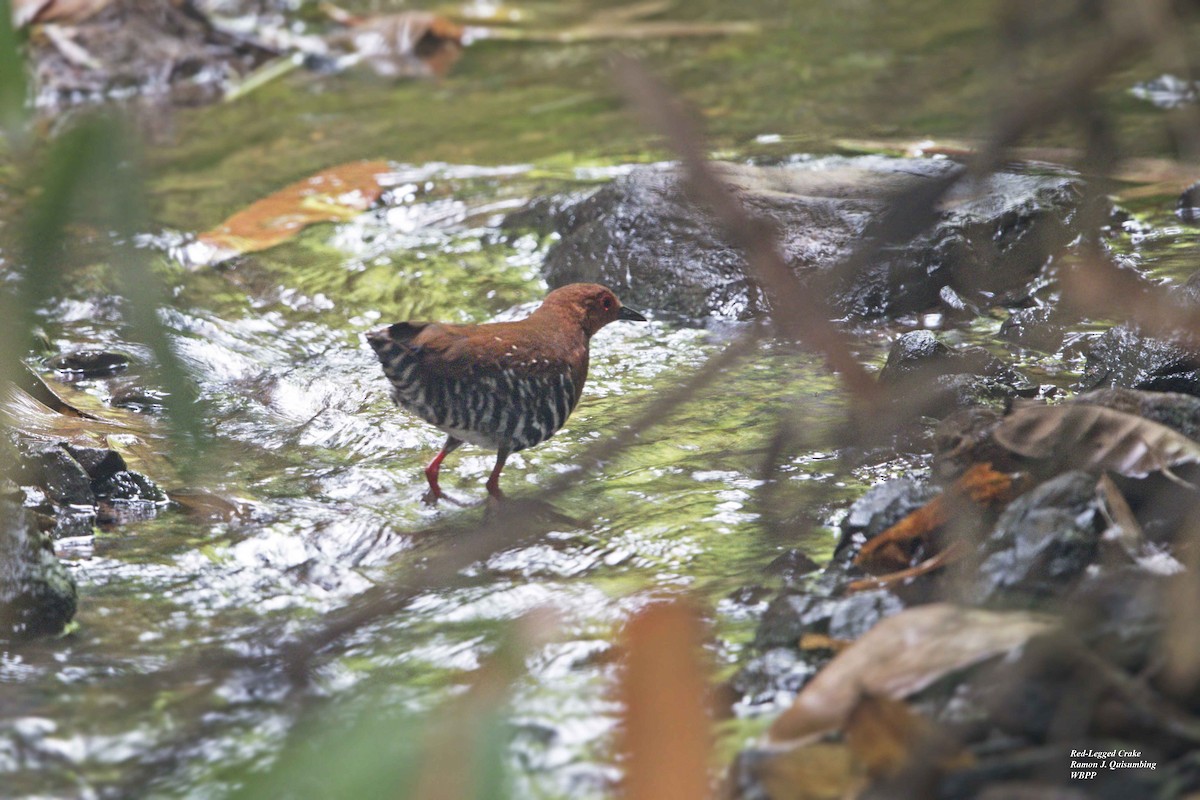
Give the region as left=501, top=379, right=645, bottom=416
left=618, top=305, right=648, bottom=322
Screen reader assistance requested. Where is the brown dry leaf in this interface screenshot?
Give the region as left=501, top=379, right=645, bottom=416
left=799, top=633, right=852, bottom=654
left=325, top=10, right=464, bottom=78
left=843, top=693, right=972, bottom=779
left=1095, top=473, right=1145, bottom=560
left=768, top=604, right=1055, bottom=743
left=854, top=463, right=1020, bottom=574
left=193, top=160, right=393, bottom=265
left=618, top=599, right=712, bottom=800
left=752, top=742, right=864, bottom=800
left=847, top=541, right=967, bottom=594
left=994, top=403, right=1200, bottom=480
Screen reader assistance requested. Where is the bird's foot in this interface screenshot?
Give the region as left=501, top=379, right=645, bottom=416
left=422, top=488, right=466, bottom=507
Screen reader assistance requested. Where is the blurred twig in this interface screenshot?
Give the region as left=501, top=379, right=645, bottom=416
left=611, top=56, right=879, bottom=403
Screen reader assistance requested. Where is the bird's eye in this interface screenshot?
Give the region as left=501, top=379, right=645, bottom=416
left=602, top=297, right=613, bottom=310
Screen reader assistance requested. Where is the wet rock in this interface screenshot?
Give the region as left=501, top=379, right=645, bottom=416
left=93, top=470, right=166, bottom=503
left=535, top=156, right=1083, bottom=321
left=0, top=500, right=77, bottom=640
left=834, top=477, right=939, bottom=566
left=974, top=471, right=1103, bottom=605
left=63, top=444, right=126, bottom=485
left=1180, top=181, right=1200, bottom=223
left=46, top=350, right=128, bottom=377
left=108, top=386, right=168, bottom=414
left=754, top=588, right=903, bottom=649
left=999, top=305, right=1068, bottom=351
left=931, top=406, right=1010, bottom=481
left=763, top=549, right=821, bottom=583
left=878, top=330, right=953, bottom=380
left=880, top=332, right=1033, bottom=395
left=27, top=447, right=95, bottom=508
left=1079, top=324, right=1200, bottom=396
left=730, top=647, right=818, bottom=712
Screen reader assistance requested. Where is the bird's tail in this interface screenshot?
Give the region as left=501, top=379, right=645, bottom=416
left=366, top=323, right=427, bottom=399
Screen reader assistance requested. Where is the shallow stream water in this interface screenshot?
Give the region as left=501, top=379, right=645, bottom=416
left=3, top=0, right=1198, bottom=796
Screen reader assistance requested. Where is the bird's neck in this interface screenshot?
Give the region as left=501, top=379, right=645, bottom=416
left=531, top=302, right=593, bottom=340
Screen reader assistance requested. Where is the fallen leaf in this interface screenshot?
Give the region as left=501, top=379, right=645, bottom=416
left=843, top=692, right=972, bottom=779
left=1095, top=473, right=1144, bottom=560
left=751, top=742, right=864, bottom=800
left=798, top=632, right=852, bottom=654
left=847, top=541, right=967, bottom=594
left=994, top=403, right=1200, bottom=480
left=854, top=463, right=1022, bottom=574
left=192, top=160, right=394, bottom=265
left=324, top=9, right=464, bottom=78
left=618, top=599, right=712, bottom=800
left=768, top=604, right=1055, bottom=743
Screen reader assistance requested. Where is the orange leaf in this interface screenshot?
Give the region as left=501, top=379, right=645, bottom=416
left=854, top=463, right=1021, bottom=574
left=193, top=160, right=393, bottom=264
left=618, top=600, right=712, bottom=800
left=798, top=633, right=852, bottom=653
left=847, top=541, right=967, bottom=594
left=844, top=693, right=972, bottom=778
left=752, top=742, right=864, bottom=800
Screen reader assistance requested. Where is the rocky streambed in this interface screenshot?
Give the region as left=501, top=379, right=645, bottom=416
left=6, top=149, right=1200, bottom=798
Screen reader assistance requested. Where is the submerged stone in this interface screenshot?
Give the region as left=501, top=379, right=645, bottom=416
left=46, top=351, right=129, bottom=377
left=533, top=156, right=1083, bottom=321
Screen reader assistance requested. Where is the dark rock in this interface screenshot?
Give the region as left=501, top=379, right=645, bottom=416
left=878, top=330, right=953, bottom=381
left=834, top=477, right=939, bottom=565
left=975, top=471, right=1103, bottom=605
left=108, top=386, right=168, bottom=414
left=727, top=585, right=773, bottom=607
left=28, top=447, right=95, bottom=508
left=730, top=647, right=817, bottom=712
left=1072, top=387, right=1200, bottom=442
left=754, top=588, right=903, bottom=648
left=93, top=470, right=166, bottom=503
left=931, top=406, right=1010, bottom=481
left=881, top=332, right=1029, bottom=389
left=63, top=445, right=126, bottom=484
left=46, top=350, right=129, bottom=377
left=535, top=157, right=1083, bottom=321
left=763, top=549, right=821, bottom=583
left=1180, top=181, right=1200, bottom=223
left=999, top=305, right=1068, bottom=351
left=1079, top=324, right=1200, bottom=396
left=927, top=373, right=1023, bottom=414
left=0, top=499, right=77, bottom=640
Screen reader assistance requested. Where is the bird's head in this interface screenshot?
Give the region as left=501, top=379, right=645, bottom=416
left=541, top=283, right=647, bottom=338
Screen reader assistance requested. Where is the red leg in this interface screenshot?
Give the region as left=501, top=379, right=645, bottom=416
left=485, top=448, right=510, bottom=502
left=423, top=436, right=462, bottom=505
